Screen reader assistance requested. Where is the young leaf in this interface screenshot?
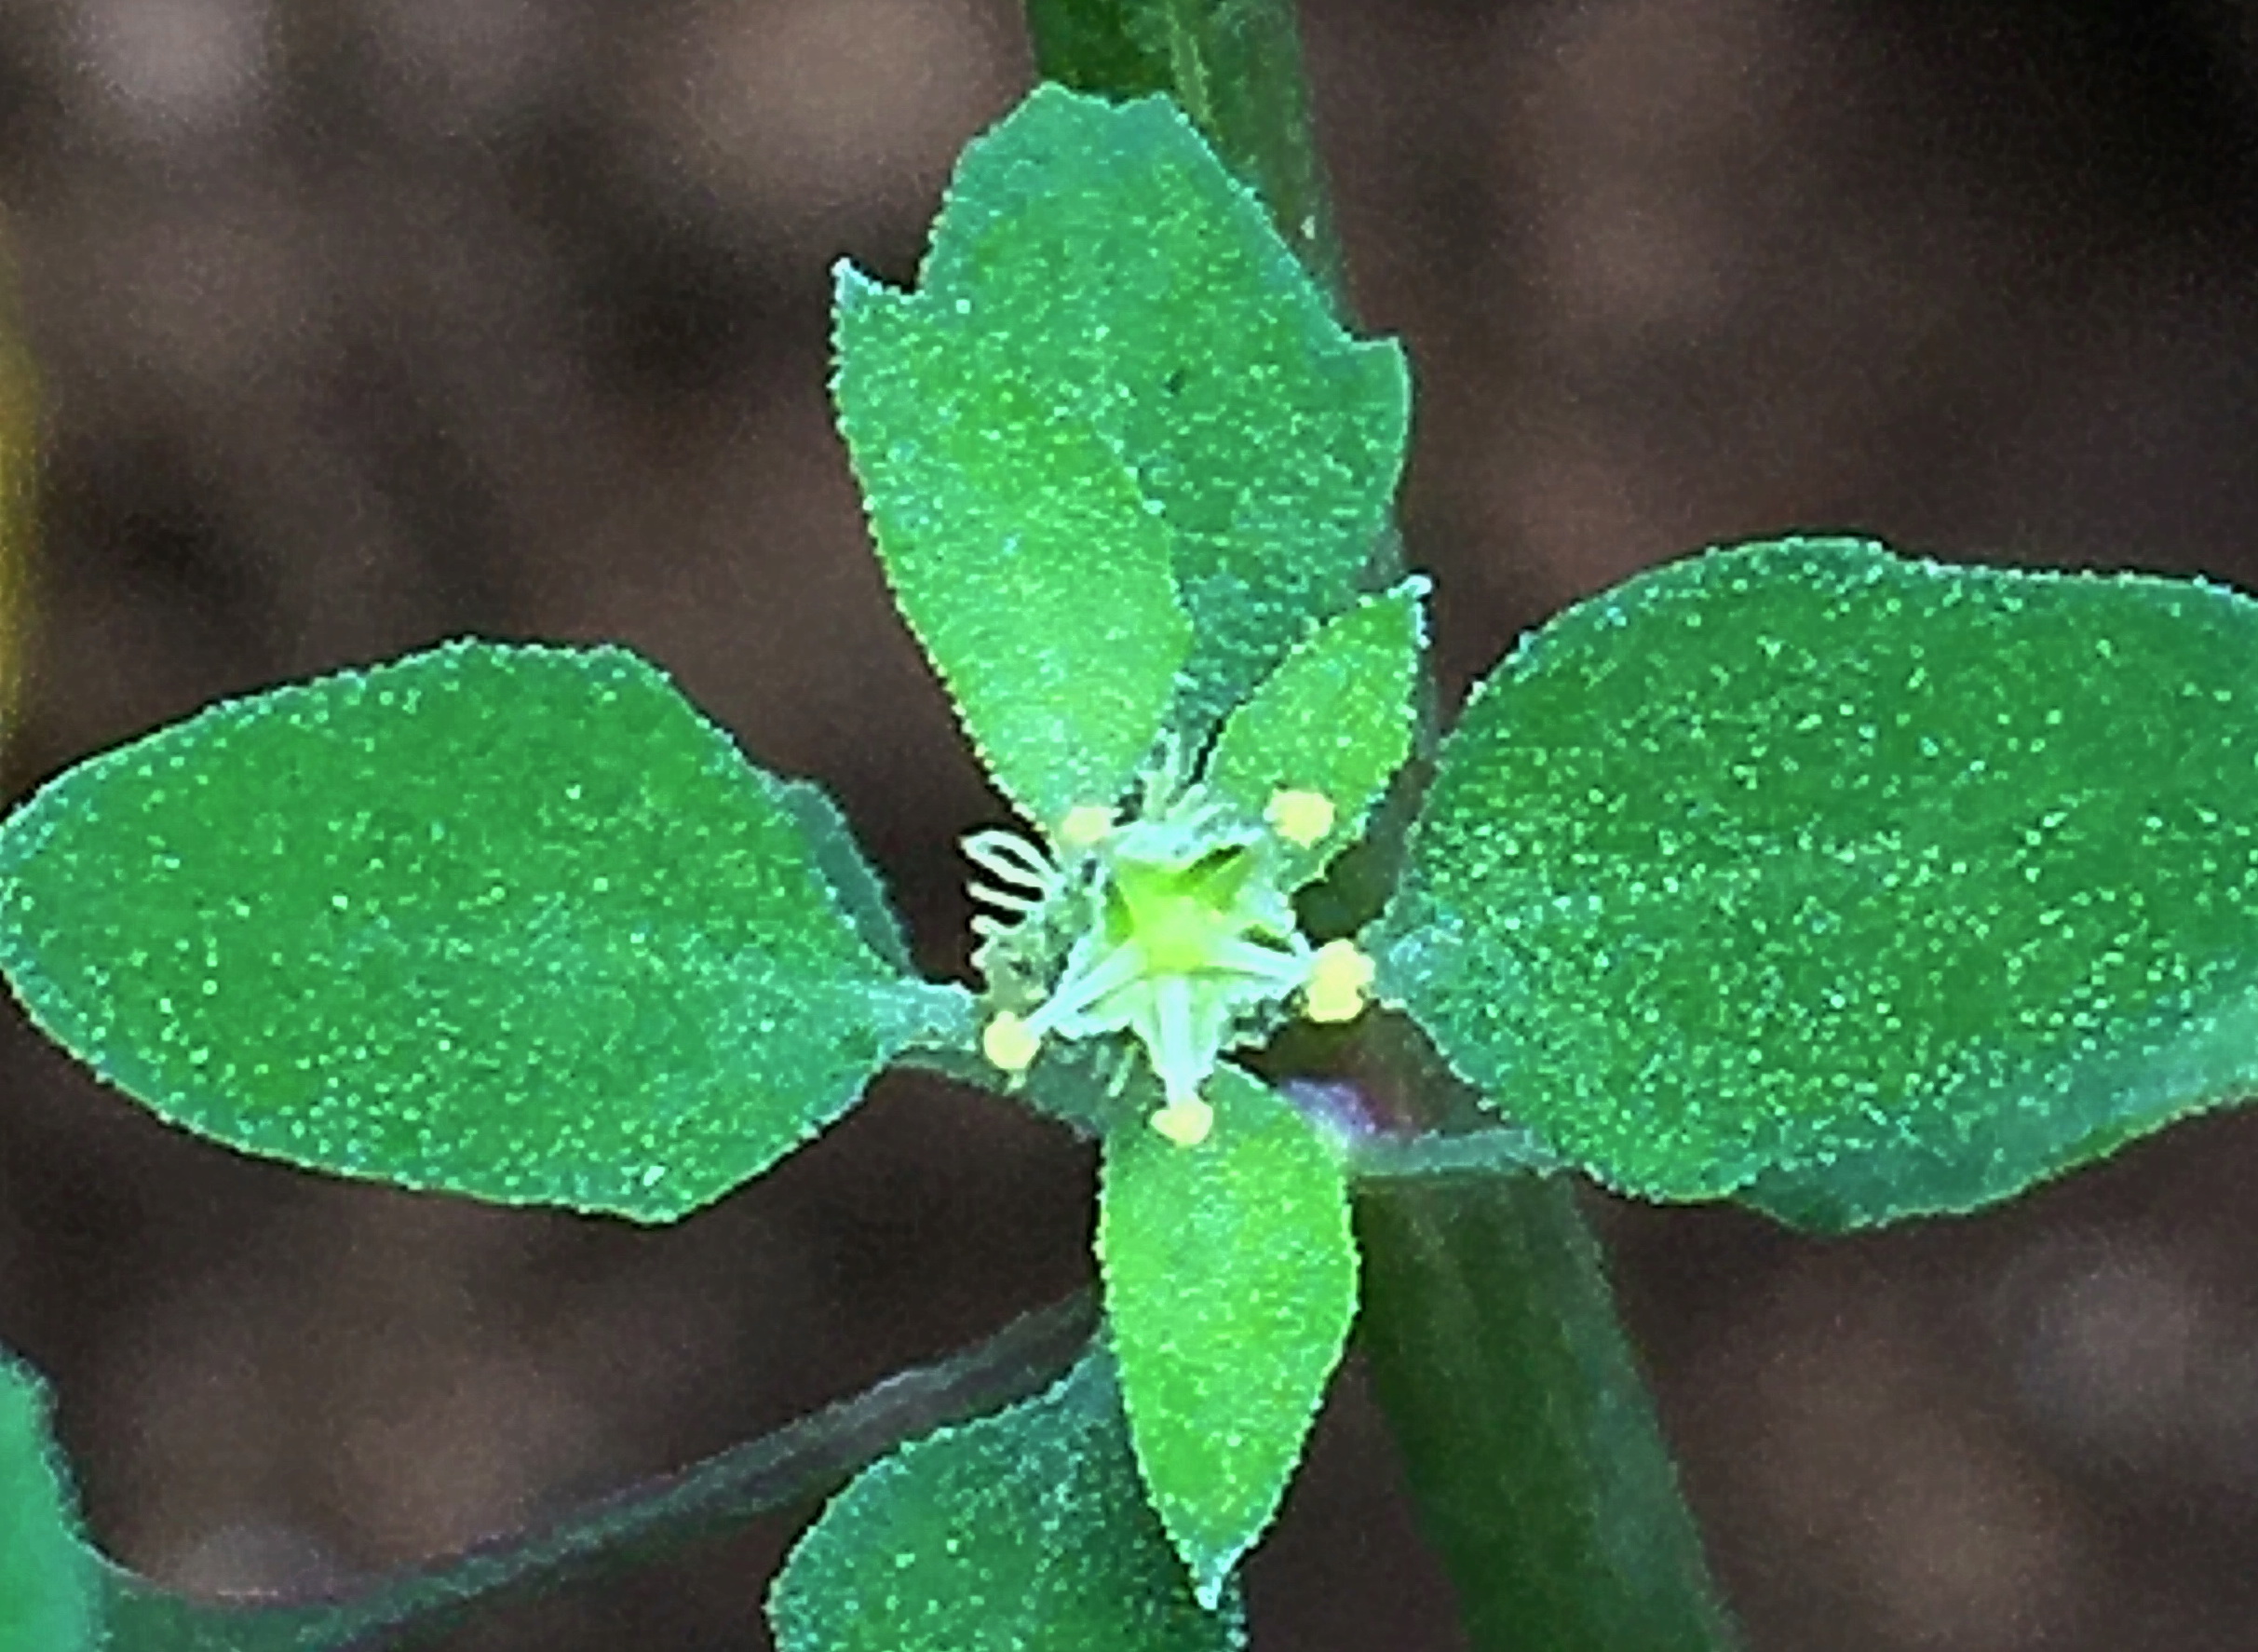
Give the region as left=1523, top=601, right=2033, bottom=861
left=1204, top=577, right=1426, bottom=887
left=768, top=1347, right=1244, bottom=1652
left=1380, top=537, right=2258, bottom=1227
left=0, top=642, right=966, bottom=1224
left=1098, top=1065, right=1358, bottom=1605
left=835, top=83, right=1410, bottom=770
left=770, top=775, right=918, bottom=975
left=0, top=1354, right=99, bottom=1652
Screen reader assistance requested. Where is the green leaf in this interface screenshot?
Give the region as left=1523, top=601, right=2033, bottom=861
left=768, top=1346, right=1244, bottom=1652
left=1097, top=1065, right=1358, bottom=1605
left=0, top=1354, right=99, bottom=1652
left=0, top=642, right=964, bottom=1224
left=835, top=270, right=1192, bottom=828
left=1204, top=577, right=1425, bottom=887
left=836, top=84, right=1410, bottom=776
left=770, top=775, right=917, bottom=975
left=1380, top=536, right=2258, bottom=1226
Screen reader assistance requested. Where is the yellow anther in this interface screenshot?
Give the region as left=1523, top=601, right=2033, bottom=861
left=1149, top=1095, right=1215, bottom=1147
left=981, top=1010, right=1043, bottom=1074
left=1056, top=804, right=1116, bottom=849
left=1265, top=788, right=1336, bottom=849
left=1304, top=939, right=1376, bottom=1024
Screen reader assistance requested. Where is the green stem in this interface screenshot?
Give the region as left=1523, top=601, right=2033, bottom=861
left=1355, top=1175, right=1740, bottom=1651
left=95, top=1293, right=1097, bottom=1652
left=1024, top=6, right=1741, bottom=1647
left=1345, top=1122, right=1564, bottom=1180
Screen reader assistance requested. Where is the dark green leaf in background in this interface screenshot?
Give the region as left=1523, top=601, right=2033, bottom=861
left=0, top=643, right=963, bottom=1224
left=835, top=84, right=1410, bottom=771
left=1098, top=1066, right=1357, bottom=1606
left=771, top=769, right=919, bottom=975
left=768, top=1347, right=1244, bottom=1652
left=1382, top=537, right=2258, bottom=1226
left=1204, top=577, right=1425, bottom=887
left=0, top=1354, right=98, bottom=1652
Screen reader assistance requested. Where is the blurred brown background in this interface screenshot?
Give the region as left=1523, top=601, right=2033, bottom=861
left=5, top=0, right=2258, bottom=1646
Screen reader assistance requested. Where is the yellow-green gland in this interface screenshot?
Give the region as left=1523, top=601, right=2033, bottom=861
left=1265, top=787, right=1336, bottom=848
left=1055, top=803, right=1116, bottom=849
left=980, top=1009, right=1043, bottom=1074
left=1304, top=939, right=1376, bottom=1023
left=1147, top=1096, right=1215, bottom=1147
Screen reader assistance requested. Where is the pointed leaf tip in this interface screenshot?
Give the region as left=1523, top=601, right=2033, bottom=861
left=1100, top=1067, right=1358, bottom=1602
left=769, top=1347, right=1245, bottom=1652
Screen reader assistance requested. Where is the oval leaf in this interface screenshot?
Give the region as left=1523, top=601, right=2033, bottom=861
left=768, top=1347, right=1244, bottom=1652
left=1204, top=577, right=1426, bottom=886
left=837, top=83, right=1411, bottom=775
left=0, top=643, right=964, bottom=1223
left=1382, top=537, right=2258, bottom=1226
left=1098, top=1066, right=1358, bottom=1605
left=0, top=1354, right=99, bottom=1652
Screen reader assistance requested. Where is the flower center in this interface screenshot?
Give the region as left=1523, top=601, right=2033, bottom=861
left=966, top=777, right=1373, bottom=1146
left=1113, top=851, right=1258, bottom=974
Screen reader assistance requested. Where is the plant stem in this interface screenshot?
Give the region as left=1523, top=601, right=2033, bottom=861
left=95, top=1293, right=1098, bottom=1652
left=1355, top=1175, right=1740, bottom=1651
left=1023, top=6, right=1743, bottom=1647
left=1345, top=1121, right=1564, bottom=1180
left=1340, top=1022, right=1743, bottom=1650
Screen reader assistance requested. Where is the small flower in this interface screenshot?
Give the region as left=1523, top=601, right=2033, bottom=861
left=967, top=770, right=1372, bottom=1144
